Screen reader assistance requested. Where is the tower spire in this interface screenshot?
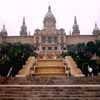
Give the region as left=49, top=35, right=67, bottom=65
left=1, top=24, right=8, bottom=36
left=3, top=25, right=5, bottom=31
left=95, top=23, right=99, bottom=29
left=72, top=16, right=80, bottom=35
left=74, top=16, right=77, bottom=24
left=93, top=23, right=100, bottom=35
left=20, top=17, right=27, bottom=36
left=23, top=17, right=25, bottom=25
left=48, top=5, right=51, bottom=12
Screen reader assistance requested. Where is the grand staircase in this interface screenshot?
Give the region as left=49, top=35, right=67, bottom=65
left=0, top=76, right=100, bottom=100
left=35, top=59, right=66, bottom=77
left=0, top=55, right=100, bottom=100
left=0, top=85, right=100, bottom=100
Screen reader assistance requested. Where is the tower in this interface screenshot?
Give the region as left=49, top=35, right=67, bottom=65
left=1, top=25, right=8, bottom=36
left=72, top=16, right=80, bottom=36
left=20, top=17, right=27, bottom=36
left=43, top=5, right=56, bottom=31
left=92, top=23, right=100, bottom=35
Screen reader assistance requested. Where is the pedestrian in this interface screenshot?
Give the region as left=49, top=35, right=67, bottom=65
left=88, top=65, right=93, bottom=77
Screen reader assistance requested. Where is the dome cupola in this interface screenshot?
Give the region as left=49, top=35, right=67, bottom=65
left=43, top=6, right=56, bottom=30
left=93, top=23, right=100, bottom=35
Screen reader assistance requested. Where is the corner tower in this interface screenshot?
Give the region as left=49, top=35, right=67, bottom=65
left=92, top=23, right=100, bottom=35
left=1, top=25, right=8, bottom=36
left=20, top=17, right=27, bottom=36
left=72, top=16, right=80, bottom=36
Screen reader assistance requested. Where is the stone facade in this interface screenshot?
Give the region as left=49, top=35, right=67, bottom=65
left=0, top=6, right=100, bottom=54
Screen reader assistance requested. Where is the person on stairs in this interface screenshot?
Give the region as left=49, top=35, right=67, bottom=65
left=88, top=65, right=93, bottom=77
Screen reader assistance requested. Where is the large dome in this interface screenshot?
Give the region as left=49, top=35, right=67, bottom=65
left=44, top=6, right=56, bottom=24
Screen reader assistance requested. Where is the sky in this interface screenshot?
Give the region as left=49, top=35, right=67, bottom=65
left=0, top=0, right=99, bottom=36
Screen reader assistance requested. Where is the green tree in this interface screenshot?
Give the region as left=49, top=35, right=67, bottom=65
left=0, top=42, right=37, bottom=77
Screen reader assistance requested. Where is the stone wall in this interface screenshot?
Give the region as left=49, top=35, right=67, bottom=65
left=0, top=36, right=2, bottom=43
left=0, top=34, right=98, bottom=46
left=1, top=36, right=35, bottom=45
left=66, top=35, right=96, bottom=45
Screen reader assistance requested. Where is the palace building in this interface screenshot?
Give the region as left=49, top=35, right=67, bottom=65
left=0, top=6, right=100, bottom=55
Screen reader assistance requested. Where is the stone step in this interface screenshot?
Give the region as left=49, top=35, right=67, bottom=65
left=35, top=58, right=66, bottom=76
left=35, top=65, right=65, bottom=68
left=35, top=67, right=65, bottom=74
left=0, top=76, right=100, bottom=85
left=35, top=74, right=66, bottom=78
left=0, top=86, right=100, bottom=100
left=37, top=63, right=64, bottom=66
left=37, top=60, right=64, bottom=66
left=37, top=59, right=63, bottom=61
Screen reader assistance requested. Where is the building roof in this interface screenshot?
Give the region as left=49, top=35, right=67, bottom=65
left=44, top=5, right=56, bottom=22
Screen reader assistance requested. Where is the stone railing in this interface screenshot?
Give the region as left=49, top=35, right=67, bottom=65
left=64, top=56, right=84, bottom=77
left=16, top=56, right=36, bottom=77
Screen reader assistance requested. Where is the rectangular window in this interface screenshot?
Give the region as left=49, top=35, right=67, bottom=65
left=55, top=47, right=57, bottom=50
left=48, top=47, right=52, bottom=50
left=42, top=36, right=46, bottom=43
left=48, top=36, right=52, bottom=43
left=42, top=47, right=45, bottom=50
